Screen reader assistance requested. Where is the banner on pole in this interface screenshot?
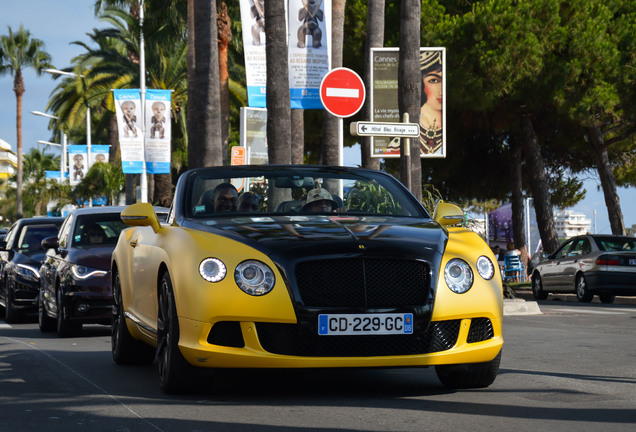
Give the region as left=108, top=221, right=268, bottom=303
left=90, top=144, right=110, bottom=166
left=145, top=89, right=171, bottom=174
left=370, top=47, right=446, bottom=158
left=287, top=0, right=331, bottom=109
left=239, top=0, right=332, bottom=109
left=68, top=145, right=88, bottom=186
left=113, top=89, right=144, bottom=173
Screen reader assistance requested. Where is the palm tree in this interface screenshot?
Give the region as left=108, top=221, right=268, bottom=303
left=22, top=148, right=59, bottom=216
left=0, top=25, right=53, bottom=218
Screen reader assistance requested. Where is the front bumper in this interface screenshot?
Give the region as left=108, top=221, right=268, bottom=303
left=60, top=277, right=113, bottom=324
left=175, top=314, right=503, bottom=369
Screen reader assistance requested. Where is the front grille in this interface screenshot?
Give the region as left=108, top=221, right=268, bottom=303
left=295, top=258, right=430, bottom=307
left=466, top=318, right=494, bottom=343
left=255, top=320, right=460, bottom=357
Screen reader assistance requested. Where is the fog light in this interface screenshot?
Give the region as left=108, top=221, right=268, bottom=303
left=76, top=303, right=90, bottom=313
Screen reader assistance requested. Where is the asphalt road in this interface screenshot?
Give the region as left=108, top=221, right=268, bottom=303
left=1, top=302, right=635, bottom=432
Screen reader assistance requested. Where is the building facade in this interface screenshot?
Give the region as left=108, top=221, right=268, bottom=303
left=554, top=209, right=592, bottom=238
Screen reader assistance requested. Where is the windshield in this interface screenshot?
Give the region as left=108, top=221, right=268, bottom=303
left=595, top=237, right=636, bottom=252
left=73, top=214, right=128, bottom=247
left=17, top=224, right=60, bottom=251
left=184, top=167, right=427, bottom=219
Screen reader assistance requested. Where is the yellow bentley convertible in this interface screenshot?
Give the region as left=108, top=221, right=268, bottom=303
left=111, top=165, right=503, bottom=393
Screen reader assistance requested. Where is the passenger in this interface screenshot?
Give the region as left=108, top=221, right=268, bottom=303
left=84, top=224, right=106, bottom=245
left=301, top=188, right=338, bottom=213
left=237, top=192, right=260, bottom=212
left=213, top=183, right=238, bottom=212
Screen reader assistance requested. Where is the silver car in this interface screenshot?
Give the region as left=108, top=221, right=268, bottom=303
left=531, top=234, right=636, bottom=303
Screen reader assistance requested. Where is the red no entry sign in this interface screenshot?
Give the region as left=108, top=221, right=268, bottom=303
left=319, top=68, right=366, bottom=118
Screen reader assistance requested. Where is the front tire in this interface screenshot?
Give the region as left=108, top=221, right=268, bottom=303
left=436, top=351, right=502, bottom=389
left=111, top=270, right=154, bottom=365
left=56, top=288, right=81, bottom=337
left=599, top=293, right=615, bottom=304
left=38, top=289, right=55, bottom=332
left=157, top=271, right=197, bottom=394
left=532, top=274, right=548, bottom=300
left=4, top=286, right=20, bottom=324
left=575, top=274, right=593, bottom=303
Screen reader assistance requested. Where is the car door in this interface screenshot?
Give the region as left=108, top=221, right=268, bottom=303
left=541, top=239, right=574, bottom=291
left=558, top=238, right=586, bottom=290
left=128, top=226, right=160, bottom=331
left=0, top=223, right=18, bottom=304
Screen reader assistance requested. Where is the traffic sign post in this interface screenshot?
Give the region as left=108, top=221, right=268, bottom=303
left=319, top=68, right=366, bottom=118
left=350, top=121, right=420, bottom=138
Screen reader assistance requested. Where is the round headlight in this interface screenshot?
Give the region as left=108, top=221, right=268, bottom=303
left=234, top=260, right=275, bottom=296
left=199, top=258, right=227, bottom=283
left=476, top=256, right=495, bottom=280
left=444, top=258, right=474, bottom=294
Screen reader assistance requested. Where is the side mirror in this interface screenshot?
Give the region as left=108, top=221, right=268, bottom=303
left=433, top=201, right=464, bottom=227
left=121, top=203, right=161, bottom=233
left=41, top=236, right=59, bottom=250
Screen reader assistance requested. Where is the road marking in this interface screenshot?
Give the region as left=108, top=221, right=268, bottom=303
left=551, top=308, right=630, bottom=315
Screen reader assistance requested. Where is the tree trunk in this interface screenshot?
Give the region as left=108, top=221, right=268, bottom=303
left=218, top=1, right=231, bottom=165
left=14, top=70, right=25, bottom=219
left=265, top=0, right=292, bottom=164
left=398, top=0, right=422, bottom=201
left=360, top=0, right=384, bottom=170
left=265, top=0, right=292, bottom=210
left=521, top=114, right=560, bottom=254
left=189, top=0, right=223, bottom=169
left=186, top=0, right=198, bottom=169
left=510, top=139, right=528, bottom=269
left=291, top=109, right=305, bottom=164
left=321, top=0, right=345, bottom=166
left=587, top=125, right=625, bottom=235
left=153, top=174, right=173, bottom=207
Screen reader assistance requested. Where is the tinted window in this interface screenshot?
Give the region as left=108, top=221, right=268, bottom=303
left=595, top=237, right=636, bottom=252
left=73, top=213, right=127, bottom=247
left=17, top=225, right=60, bottom=251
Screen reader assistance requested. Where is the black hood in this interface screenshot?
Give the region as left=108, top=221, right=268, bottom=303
left=183, top=215, right=447, bottom=264
left=67, top=245, right=115, bottom=270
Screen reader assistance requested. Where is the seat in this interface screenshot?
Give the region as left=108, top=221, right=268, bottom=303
left=503, top=254, right=525, bottom=283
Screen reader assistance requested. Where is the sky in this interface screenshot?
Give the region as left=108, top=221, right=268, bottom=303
left=2, top=0, right=635, bottom=233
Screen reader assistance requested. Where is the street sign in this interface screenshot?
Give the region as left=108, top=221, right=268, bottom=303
left=350, top=121, right=420, bottom=138
left=319, top=68, right=366, bottom=118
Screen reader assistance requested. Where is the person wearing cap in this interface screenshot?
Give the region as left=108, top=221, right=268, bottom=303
left=302, top=187, right=338, bottom=213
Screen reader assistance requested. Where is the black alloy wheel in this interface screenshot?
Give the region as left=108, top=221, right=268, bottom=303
left=157, top=271, right=197, bottom=394
left=56, top=288, right=81, bottom=337
left=111, top=271, right=154, bottom=365
left=4, top=284, right=20, bottom=324
left=599, top=293, right=616, bottom=304
left=38, top=289, right=55, bottom=332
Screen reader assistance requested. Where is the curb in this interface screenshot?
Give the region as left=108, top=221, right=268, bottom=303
left=503, top=298, right=542, bottom=316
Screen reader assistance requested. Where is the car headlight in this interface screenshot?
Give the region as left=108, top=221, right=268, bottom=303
left=476, top=256, right=495, bottom=280
left=444, top=258, right=473, bottom=294
left=199, top=258, right=227, bottom=282
left=234, top=260, right=275, bottom=296
left=16, top=264, right=40, bottom=281
left=71, top=264, right=108, bottom=280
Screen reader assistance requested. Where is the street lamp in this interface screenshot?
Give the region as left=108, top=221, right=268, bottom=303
left=31, top=111, right=67, bottom=181
left=44, top=68, right=92, bottom=205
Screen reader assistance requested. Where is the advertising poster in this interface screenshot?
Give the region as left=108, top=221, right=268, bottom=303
left=370, top=47, right=446, bottom=158
left=67, top=145, right=88, bottom=186
left=113, top=89, right=144, bottom=174
left=45, top=170, right=68, bottom=183
left=239, top=0, right=268, bottom=107
left=89, top=144, right=110, bottom=166
left=145, top=89, right=172, bottom=174
left=288, top=0, right=331, bottom=109
left=240, top=107, right=269, bottom=165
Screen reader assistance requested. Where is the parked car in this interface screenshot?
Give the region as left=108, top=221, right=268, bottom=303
left=111, top=165, right=503, bottom=393
left=0, top=217, right=64, bottom=323
left=38, top=206, right=128, bottom=336
left=531, top=234, right=636, bottom=303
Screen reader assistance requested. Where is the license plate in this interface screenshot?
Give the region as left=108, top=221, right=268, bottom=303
left=630, top=258, right=636, bottom=265
left=318, top=313, right=414, bottom=335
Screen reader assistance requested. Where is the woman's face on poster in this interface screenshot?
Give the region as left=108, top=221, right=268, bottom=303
left=423, top=69, right=443, bottom=111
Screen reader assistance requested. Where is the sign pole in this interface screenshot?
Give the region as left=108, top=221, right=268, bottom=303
left=403, top=113, right=411, bottom=191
